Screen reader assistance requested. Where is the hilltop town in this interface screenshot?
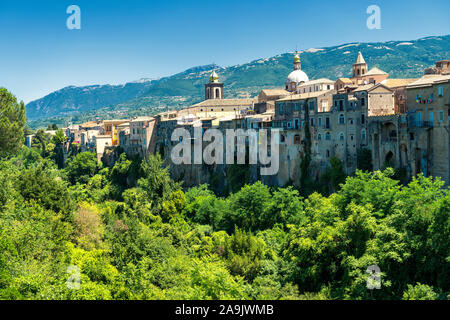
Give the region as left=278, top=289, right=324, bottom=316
left=28, top=52, right=450, bottom=188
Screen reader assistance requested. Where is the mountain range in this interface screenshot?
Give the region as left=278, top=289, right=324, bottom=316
left=26, top=34, right=450, bottom=127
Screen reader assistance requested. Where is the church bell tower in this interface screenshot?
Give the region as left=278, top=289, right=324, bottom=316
left=205, top=69, right=224, bottom=100
left=353, top=51, right=368, bottom=78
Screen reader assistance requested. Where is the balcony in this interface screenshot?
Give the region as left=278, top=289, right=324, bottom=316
left=410, top=120, right=434, bottom=128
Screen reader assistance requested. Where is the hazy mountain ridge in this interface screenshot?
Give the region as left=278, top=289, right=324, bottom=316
left=26, top=35, right=450, bottom=123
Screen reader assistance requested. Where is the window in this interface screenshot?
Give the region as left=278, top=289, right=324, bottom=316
left=322, top=101, right=328, bottom=112
left=318, top=134, right=322, bottom=141
left=327, top=85, right=331, bottom=90
left=361, top=97, right=366, bottom=106
left=215, top=88, right=220, bottom=98
left=326, top=150, right=330, bottom=158
left=417, top=112, right=422, bottom=126
left=438, top=87, right=444, bottom=97
left=339, top=100, right=344, bottom=111
left=318, top=117, right=322, bottom=127
left=287, top=121, right=292, bottom=128
left=280, top=134, right=285, bottom=143
left=339, top=132, right=345, bottom=141
left=339, top=114, right=345, bottom=125
left=310, top=118, right=314, bottom=127
left=361, top=114, right=365, bottom=125
left=439, top=110, right=444, bottom=122
left=410, top=133, right=414, bottom=141
left=325, top=132, right=331, bottom=141
left=361, top=129, right=366, bottom=142
left=350, top=135, right=354, bottom=141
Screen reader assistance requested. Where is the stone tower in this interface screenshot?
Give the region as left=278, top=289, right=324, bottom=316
left=352, top=51, right=368, bottom=78
left=205, top=69, right=224, bottom=100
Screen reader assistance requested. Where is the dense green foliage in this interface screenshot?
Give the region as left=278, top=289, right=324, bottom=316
left=0, top=88, right=26, bottom=157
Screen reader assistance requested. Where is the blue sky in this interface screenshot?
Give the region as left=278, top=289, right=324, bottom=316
left=1, top=0, right=449, bottom=103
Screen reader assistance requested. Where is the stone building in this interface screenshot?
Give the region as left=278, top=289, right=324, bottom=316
left=130, top=54, right=450, bottom=188
left=103, top=120, right=129, bottom=146
left=405, top=73, right=450, bottom=184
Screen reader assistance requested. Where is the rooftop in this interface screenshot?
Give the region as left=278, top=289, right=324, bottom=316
left=130, top=116, right=154, bottom=122
left=259, top=89, right=291, bottom=96
left=337, top=78, right=354, bottom=84
left=190, top=98, right=257, bottom=108
left=277, top=90, right=334, bottom=101
left=407, top=74, right=450, bottom=88
left=381, top=78, right=418, bottom=88
left=300, top=78, right=335, bottom=85
left=365, top=67, right=388, bottom=76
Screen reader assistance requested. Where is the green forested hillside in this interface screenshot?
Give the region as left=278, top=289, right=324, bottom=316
left=26, top=35, right=450, bottom=129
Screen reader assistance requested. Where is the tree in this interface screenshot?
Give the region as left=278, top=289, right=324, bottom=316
left=18, top=164, right=73, bottom=215
left=66, top=152, right=100, bottom=184
left=51, top=129, right=67, bottom=169
left=0, top=88, right=26, bottom=157
left=262, top=187, right=305, bottom=228
left=324, top=157, right=346, bottom=192
left=138, top=154, right=181, bottom=214
left=402, top=283, right=438, bottom=300
left=357, top=148, right=373, bottom=172
left=225, top=181, right=272, bottom=232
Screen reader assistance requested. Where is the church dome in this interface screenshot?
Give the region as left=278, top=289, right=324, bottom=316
left=286, top=69, right=309, bottom=84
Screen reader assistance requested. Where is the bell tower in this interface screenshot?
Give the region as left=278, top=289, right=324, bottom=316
left=205, top=69, right=224, bottom=100
left=353, top=51, right=368, bottom=78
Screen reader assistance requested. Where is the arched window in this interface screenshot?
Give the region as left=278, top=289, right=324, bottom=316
left=280, top=134, right=286, bottom=143
left=206, top=88, right=210, bottom=99
left=215, top=88, right=220, bottom=99
left=325, top=132, right=331, bottom=141
left=339, top=114, right=345, bottom=124
left=339, top=132, right=345, bottom=141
